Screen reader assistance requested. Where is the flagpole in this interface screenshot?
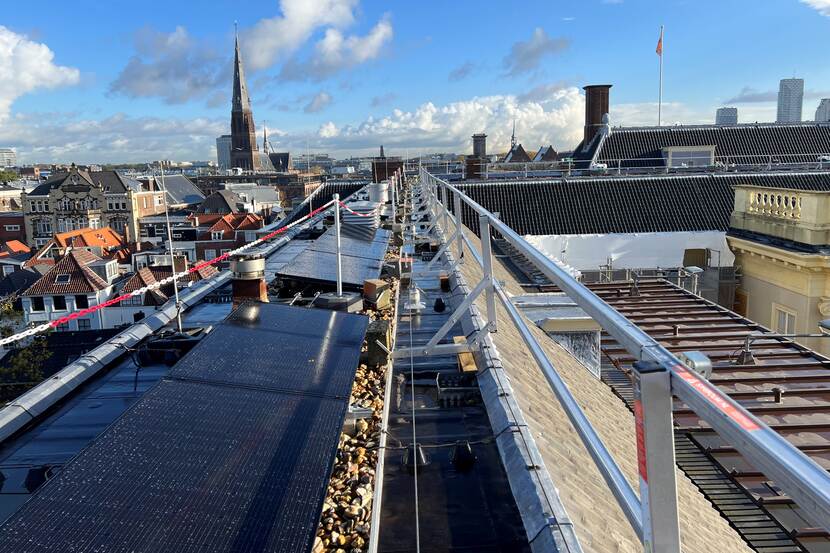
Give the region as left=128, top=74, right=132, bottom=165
left=658, top=25, right=664, bottom=126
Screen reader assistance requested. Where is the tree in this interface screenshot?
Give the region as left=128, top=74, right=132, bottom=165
left=0, top=170, right=18, bottom=183
left=0, top=336, right=51, bottom=384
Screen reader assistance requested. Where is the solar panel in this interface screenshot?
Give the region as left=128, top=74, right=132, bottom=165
left=171, top=302, right=368, bottom=398
left=0, top=303, right=369, bottom=553
left=0, top=381, right=347, bottom=553
left=276, top=228, right=390, bottom=290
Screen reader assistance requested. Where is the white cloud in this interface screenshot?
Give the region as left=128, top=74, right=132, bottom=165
left=318, top=121, right=340, bottom=138
left=110, top=26, right=226, bottom=104
left=308, top=86, right=585, bottom=154
left=304, top=91, right=333, bottom=113
left=244, top=0, right=359, bottom=71
left=801, top=0, right=830, bottom=16
left=279, top=15, right=393, bottom=82
left=503, top=28, right=570, bottom=77
left=0, top=26, right=79, bottom=120
left=3, top=112, right=225, bottom=164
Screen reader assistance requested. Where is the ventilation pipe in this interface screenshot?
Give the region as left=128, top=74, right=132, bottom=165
left=583, top=84, right=612, bottom=147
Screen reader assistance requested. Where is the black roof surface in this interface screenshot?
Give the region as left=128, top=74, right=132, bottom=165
left=0, top=303, right=368, bottom=553
left=27, top=170, right=142, bottom=196
left=578, top=122, right=830, bottom=168
left=454, top=171, right=830, bottom=235
left=161, top=174, right=204, bottom=206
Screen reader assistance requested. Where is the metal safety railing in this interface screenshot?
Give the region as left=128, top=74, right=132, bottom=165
left=414, top=166, right=830, bottom=552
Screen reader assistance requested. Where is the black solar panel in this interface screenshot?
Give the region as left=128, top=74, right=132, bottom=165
left=0, top=303, right=369, bottom=553
left=277, top=228, right=390, bottom=290
left=171, top=303, right=368, bottom=398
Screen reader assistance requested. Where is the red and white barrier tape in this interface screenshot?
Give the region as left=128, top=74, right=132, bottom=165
left=0, top=199, right=337, bottom=348
left=338, top=200, right=378, bottom=218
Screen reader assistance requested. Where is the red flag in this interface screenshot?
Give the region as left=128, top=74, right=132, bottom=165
left=656, top=27, right=663, bottom=56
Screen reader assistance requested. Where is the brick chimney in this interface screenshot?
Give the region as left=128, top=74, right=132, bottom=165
left=230, top=253, right=268, bottom=308
left=583, top=85, right=612, bottom=147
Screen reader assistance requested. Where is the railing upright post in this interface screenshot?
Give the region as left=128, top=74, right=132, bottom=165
left=454, top=188, right=463, bottom=262
left=333, top=193, right=343, bottom=297
left=479, top=214, right=497, bottom=331
left=440, top=182, right=449, bottom=236
left=632, top=361, right=681, bottom=553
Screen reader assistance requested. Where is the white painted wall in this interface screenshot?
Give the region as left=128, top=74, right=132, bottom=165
left=525, top=231, right=735, bottom=271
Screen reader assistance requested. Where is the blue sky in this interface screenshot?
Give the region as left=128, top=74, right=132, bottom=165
left=2, top=0, right=830, bottom=163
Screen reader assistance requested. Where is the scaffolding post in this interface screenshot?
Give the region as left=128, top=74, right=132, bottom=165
left=632, top=361, right=681, bottom=553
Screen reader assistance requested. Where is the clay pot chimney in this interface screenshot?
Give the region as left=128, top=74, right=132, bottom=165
left=230, top=253, right=268, bottom=308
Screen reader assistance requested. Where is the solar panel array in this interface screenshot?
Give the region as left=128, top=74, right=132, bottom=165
left=276, top=228, right=391, bottom=290
left=0, top=303, right=369, bottom=553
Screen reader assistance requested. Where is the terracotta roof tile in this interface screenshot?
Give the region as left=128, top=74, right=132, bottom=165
left=23, top=250, right=110, bottom=296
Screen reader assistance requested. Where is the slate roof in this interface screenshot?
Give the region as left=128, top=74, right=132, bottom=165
left=23, top=250, right=110, bottom=296
left=579, top=122, right=830, bottom=168
left=0, top=268, right=40, bottom=296
left=27, top=169, right=142, bottom=196
left=503, top=144, right=531, bottom=163
left=454, top=171, right=830, bottom=235
left=532, top=146, right=557, bottom=162
left=196, top=190, right=243, bottom=214
left=160, top=175, right=204, bottom=206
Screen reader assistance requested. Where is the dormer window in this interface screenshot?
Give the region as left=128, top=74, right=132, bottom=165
left=55, top=274, right=71, bottom=284
left=211, top=231, right=224, bottom=240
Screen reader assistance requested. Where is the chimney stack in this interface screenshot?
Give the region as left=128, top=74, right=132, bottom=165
left=230, top=253, right=268, bottom=308
left=472, top=133, right=487, bottom=158
left=583, top=85, right=612, bottom=147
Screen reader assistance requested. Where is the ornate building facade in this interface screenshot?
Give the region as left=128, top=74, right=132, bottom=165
left=22, top=167, right=165, bottom=247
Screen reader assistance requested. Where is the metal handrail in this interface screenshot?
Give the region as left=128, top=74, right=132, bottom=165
left=420, top=168, right=830, bottom=535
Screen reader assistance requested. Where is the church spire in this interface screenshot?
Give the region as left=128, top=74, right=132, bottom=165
left=232, top=24, right=251, bottom=113
left=511, top=119, right=517, bottom=149
left=229, top=24, right=260, bottom=171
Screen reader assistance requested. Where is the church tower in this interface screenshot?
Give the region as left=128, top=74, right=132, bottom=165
left=230, top=30, right=260, bottom=171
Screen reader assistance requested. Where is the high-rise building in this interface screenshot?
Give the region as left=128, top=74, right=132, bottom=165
left=715, top=107, right=738, bottom=125
left=777, top=78, right=804, bottom=123
left=816, top=99, right=830, bottom=122
left=216, top=135, right=232, bottom=169
left=229, top=32, right=260, bottom=171
left=0, top=148, right=16, bottom=168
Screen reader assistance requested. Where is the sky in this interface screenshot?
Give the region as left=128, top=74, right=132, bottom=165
left=2, top=0, right=830, bottom=164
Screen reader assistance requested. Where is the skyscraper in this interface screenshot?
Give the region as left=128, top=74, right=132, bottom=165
left=715, top=107, right=738, bottom=125
left=216, top=135, right=232, bottom=170
left=0, top=148, right=16, bottom=168
left=816, top=99, right=830, bottom=122
left=776, top=78, right=804, bottom=123
left=230, top=32, right=260, bottom=171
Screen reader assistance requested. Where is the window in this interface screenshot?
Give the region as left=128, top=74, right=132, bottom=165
left=75, top=295, right=89, bottom=309
left=56, top=322, right=69, bottom=332
left=204, top=249, right=216, bottom=260
left=52, top=296, right=67, bottom=310
left=220, top=249, right=230, bottom=256
left=156, top=196, right=163, bottom=206
left=2, top=265, right=13, bottom=276
left=127, top=295, right=144, bottom=306
left=663, top=146, right=716, bottom=168
left=35, top=238, right=49, bottom=247
left=55, top=274, right=71, bottom=284
left=77, top=319, right=91, bottom=331
left=37, top=220, right=52, bottom=235
left=211, top=231, right=224, bottom=240
left=4, top=224, right=19, bottom=231
left=773, top=305, right=797, bottom=334
left=142, top=197, right=147, bottom=208
left=31, top=297, right=45, bottom=312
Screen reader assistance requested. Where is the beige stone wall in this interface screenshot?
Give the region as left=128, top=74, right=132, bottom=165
left=731, top=243, right=830, bottom=356
left=458, top=227, right=751, bottom=553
